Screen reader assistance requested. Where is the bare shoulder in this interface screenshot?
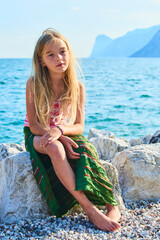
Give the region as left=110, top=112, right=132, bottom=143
left=26, top=76, right=34, bottom=86
left=26, top=77, right=34, bottom=103
left=78, top=81, right=85, bottom=106
left=78, top=81, right=85, bottom=94
left=26, top=77, right=34, bottom=91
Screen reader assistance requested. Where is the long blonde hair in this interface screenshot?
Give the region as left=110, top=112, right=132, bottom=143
left=32, top=28, right=81, bottom=127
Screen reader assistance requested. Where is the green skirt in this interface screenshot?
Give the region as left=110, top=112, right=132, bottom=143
left=24, top=127, right=117, bottom=218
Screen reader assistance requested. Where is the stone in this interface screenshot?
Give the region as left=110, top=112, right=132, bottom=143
left=101, top=160, right=125, bottom=211
left=112, top=143, right=160, bottom=201
left=149, top=130, right=160, bottom=144
left=20, top=140, right=25, bottom=149
left=129, top=138, right=142, bottom=147
left=142, top=134, right=153, bottom=144
left=0, top=144, right=49, bottom=223
left=88, top=128, right=115, bottom=140
left=89, top=136, right=130, bottom=161
left=0, top=143, right=124, bottom=223
left=0, top=143, right=25, bottom=159
left=130, top=134, right=153, bottom=146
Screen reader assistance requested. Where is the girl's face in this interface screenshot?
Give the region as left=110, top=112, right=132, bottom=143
left=41, top=38, right=69, bottom=75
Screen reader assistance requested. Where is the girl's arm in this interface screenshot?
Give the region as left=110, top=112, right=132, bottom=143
left=40, top=81, right=85, bottom=148
left=26, top=78, right=59, bottom=136
left=26, top=79, right=85, bottom=136
left=59, top=81, right=85, bottom=136
left=26, top=79, right=85, bottom=150
left=57, top=82, right=85, bottom=159
left=26, top=78, right=47, bottom=135
left=26, top=78, right=62, bottom=147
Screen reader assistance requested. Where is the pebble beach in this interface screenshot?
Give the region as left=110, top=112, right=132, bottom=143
left=0, top=199, right=160, bottom=240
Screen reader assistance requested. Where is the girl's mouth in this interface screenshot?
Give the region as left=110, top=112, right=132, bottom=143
left=56, top=63, right=63, bottom=67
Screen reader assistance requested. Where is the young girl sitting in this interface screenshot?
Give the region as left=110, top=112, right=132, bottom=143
left=24, top=28, right=121, bottom=232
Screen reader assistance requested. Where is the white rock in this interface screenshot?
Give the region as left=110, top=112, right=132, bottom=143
left=89, top=136, right=130, bottom=160
left=130, top=134, right=153, bottom=146
left=101, top=160, right=125, bottom=211
left=20, top=140, right=25, bottom=149
left=0, top=144, right=49, bottom=223
left=0, top=143, right=25, bottom=159
left=112, top=143, right=160, bottom=201
left=129, top=138, right=143, bottom=147
left=88, top=128, right=115, bottom=140
left=0, top=143, right=124, bottom=223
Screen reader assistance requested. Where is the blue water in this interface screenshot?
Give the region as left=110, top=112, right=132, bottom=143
left=0, top=58, right=160, bottom=144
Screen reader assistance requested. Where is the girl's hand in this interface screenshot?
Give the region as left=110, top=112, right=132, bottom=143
left=40, top=127, right=62, bottom=148
left=59, top=135, right=80, bottom=159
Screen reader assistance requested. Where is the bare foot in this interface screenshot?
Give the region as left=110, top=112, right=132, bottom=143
left=83, top=204, right=120, bottom=232
left=106, top=203, right=121, bottom=223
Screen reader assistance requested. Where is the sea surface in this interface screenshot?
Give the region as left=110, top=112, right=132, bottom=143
left=0, top=58, right=160, bottom=144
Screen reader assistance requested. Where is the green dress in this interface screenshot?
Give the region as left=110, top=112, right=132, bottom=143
left=24, top=126, right=117, bottom=218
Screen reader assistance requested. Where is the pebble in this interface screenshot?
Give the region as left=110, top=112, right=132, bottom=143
left=0, top=199, right=160, bottom=239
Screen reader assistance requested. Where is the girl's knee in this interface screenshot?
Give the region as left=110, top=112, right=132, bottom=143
left=46, top=140, right=65, bottom=160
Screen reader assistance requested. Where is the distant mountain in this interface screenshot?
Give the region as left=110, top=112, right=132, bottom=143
left=90, top=25, right=160, bottom=57
left=90, top=35, right=113, bottom=57
left=130, top=29, right=160, bottom=57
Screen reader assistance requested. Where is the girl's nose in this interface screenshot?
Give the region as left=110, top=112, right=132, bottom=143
left=56, top=54, right=62, bottom=61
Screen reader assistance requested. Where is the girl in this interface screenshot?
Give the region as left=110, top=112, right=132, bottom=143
left=24, top=28, right=121, bottom=232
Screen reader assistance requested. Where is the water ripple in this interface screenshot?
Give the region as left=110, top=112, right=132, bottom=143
left=1, top=58, right=160, bottom=143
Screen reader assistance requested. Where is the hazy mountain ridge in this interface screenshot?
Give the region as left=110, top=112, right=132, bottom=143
left=91, top=35, right=113, bottom=57
left=130, top=29, right=160, bottom=57
left=90, top=25, right=160, bottom=58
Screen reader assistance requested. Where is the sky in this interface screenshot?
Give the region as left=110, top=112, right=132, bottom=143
left=0, top=0, right=160, bottom=58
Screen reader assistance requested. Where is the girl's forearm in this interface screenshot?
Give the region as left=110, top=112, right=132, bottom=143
left=30, top=122, right=84, bottom=137
left=60, top=123, right=84, bottom=136
left=29, top=122, right=50, bottom=136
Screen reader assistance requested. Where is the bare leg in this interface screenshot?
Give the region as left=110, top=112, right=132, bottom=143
left=33, top=136, right=120, bottom=231
left=106, top=203, right=121, bottom=223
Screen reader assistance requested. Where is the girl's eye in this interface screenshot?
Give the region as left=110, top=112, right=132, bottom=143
left=61, top=50, right=65, bottom=54
left=48, top=53, right=54, bottom=57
